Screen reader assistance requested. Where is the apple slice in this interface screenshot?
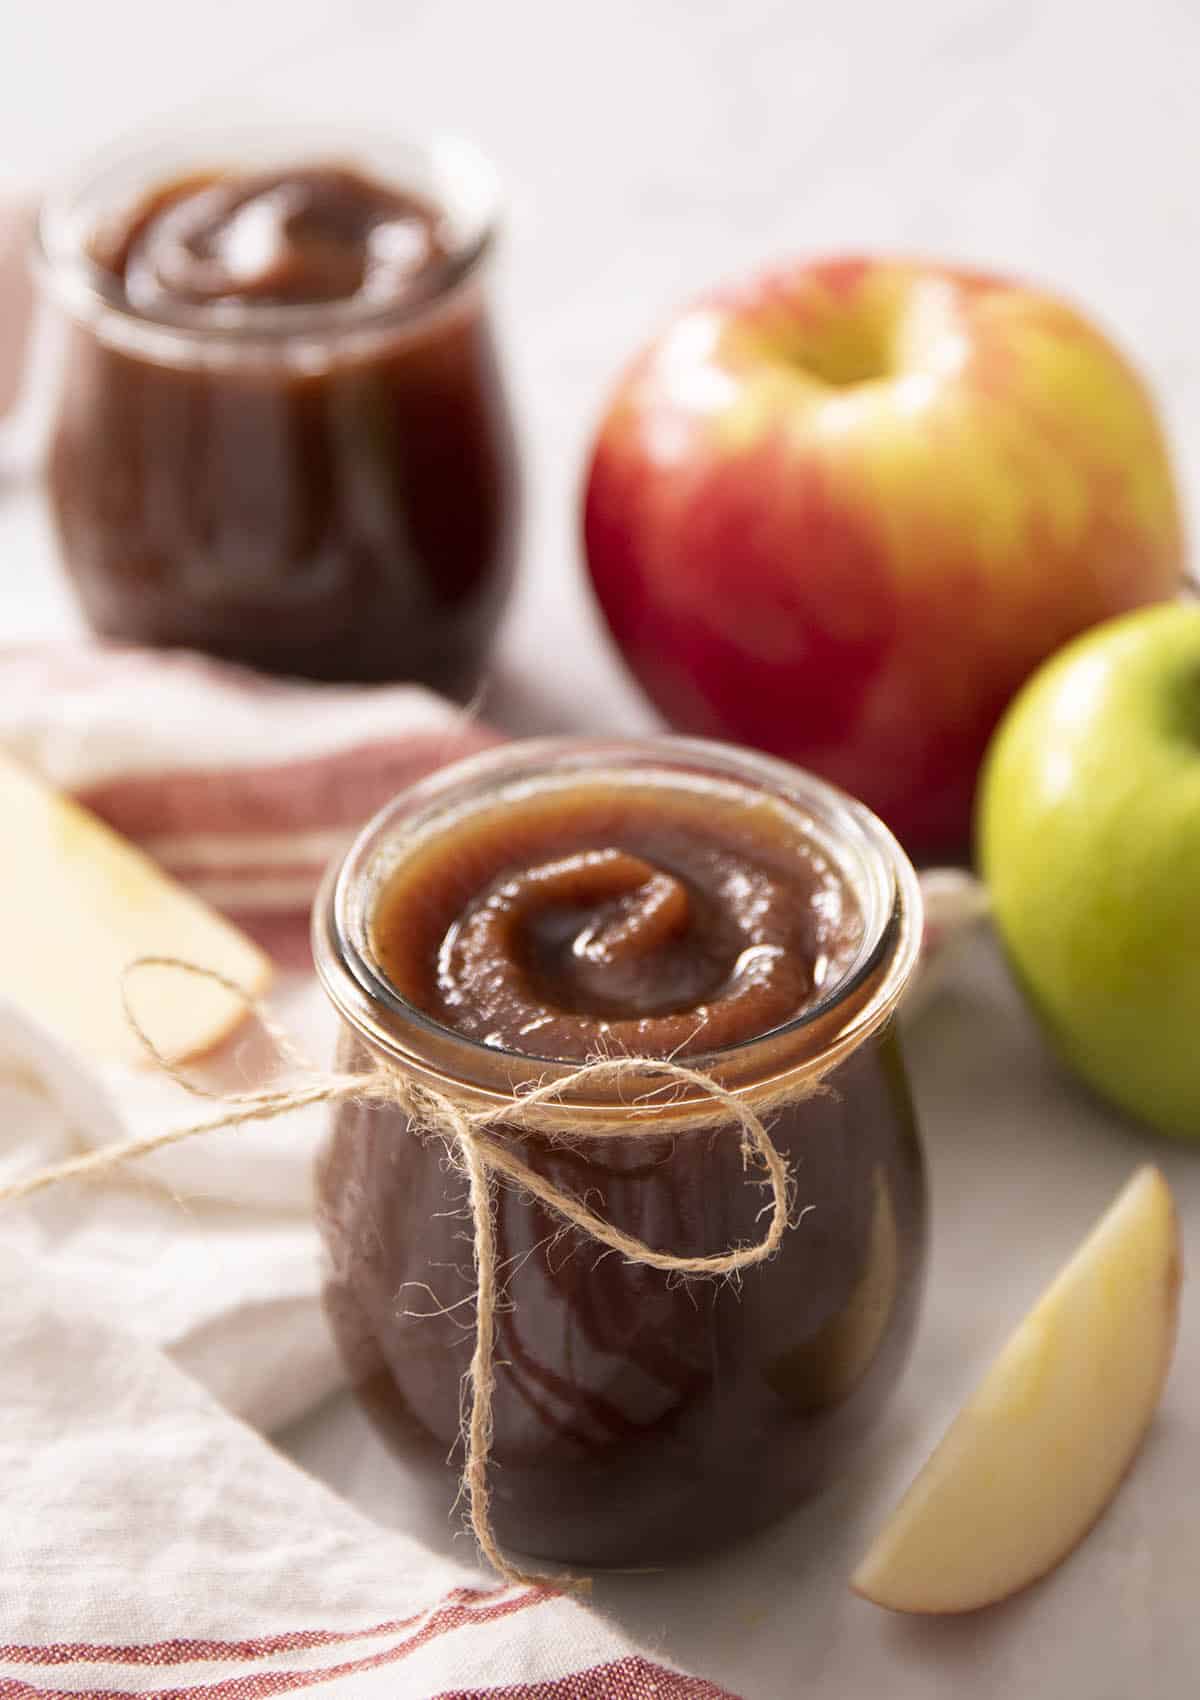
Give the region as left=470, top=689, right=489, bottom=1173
left=0, top=751, right=271, bottom=1065
left=852, top=1165, right=1181, bottom=1614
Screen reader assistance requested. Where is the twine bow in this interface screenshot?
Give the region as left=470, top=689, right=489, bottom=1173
left=0, top=958, right=814, bottom=1591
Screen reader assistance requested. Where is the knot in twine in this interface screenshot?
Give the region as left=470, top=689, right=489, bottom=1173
left=1, top=957, right=825, bottom=1592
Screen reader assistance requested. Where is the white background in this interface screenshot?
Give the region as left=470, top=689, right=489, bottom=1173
left=4, top=3, right=1200, bottom=1695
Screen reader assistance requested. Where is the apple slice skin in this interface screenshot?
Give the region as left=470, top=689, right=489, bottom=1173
left=852, top=1166, right=1181, bottom=1615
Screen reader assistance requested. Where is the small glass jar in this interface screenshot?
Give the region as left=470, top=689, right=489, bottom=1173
left=35, top=119, right=519, bottom=692
left=313, top=737, right=927, bottom=1566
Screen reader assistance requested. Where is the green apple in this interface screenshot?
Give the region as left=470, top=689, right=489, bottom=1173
left=979, top=601, right=1200, bottom=1137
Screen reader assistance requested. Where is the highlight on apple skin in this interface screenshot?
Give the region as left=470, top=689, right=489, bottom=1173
left=583, top=256, right=1184, bottom=854
left=851, top=1166, right=1181, bottom=1616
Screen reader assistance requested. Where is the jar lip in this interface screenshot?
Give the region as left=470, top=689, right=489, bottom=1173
left=313, top=735, right=924, bottom=1099
left=33, top=115, right=500, bottom=358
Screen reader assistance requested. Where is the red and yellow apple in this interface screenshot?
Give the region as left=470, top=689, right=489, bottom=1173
left=583, top=257, right=1184, bottom=852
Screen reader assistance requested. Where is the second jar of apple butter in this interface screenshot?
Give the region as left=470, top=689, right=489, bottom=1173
left=314, top=737, right=928, bottom=1567
left=36, top=123, right=519, bottom=690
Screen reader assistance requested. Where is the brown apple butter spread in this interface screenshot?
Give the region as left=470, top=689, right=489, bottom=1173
left=94, top=165, right=451, bottom=311
left=316, top=745, right=926, bottom=1566
left=369, top=780, right=866, bottom=1059
left=44, top=146, right=518, bottom=689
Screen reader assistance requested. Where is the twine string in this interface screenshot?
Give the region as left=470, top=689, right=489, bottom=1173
left=0, top=957, right=813, bottom=1590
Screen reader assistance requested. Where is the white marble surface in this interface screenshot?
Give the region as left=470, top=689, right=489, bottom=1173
left=5, top=2, right=1200, bottom=1694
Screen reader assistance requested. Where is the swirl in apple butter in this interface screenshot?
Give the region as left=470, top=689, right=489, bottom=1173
left=97, top=164, right=452, bottom=313
left=369, top=780, right=865, bottom=1059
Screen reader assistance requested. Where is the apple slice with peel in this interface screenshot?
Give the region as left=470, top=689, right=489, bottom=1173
left=853, top=1165, right=1181, bottom=1614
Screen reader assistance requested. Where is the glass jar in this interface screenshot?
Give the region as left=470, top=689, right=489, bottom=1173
left=35, top=120, right=519, bottom=692
left=313, top=737, right=927, bottom=1566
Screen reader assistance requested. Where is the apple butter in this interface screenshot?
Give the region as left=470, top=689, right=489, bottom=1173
left=370, top=780, right=866, bottom=1059
left=38, top=129, right=518, bottom=689
left=314, top=739, right=928, bottom=1565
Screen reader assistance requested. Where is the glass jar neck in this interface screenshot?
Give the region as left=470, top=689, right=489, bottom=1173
left=312, top=737, right=923, bottom=1119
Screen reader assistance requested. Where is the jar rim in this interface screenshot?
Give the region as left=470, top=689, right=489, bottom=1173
left=33, top=114, right=500, bottom=362
left=312, top=736, right=924, bottom=1108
